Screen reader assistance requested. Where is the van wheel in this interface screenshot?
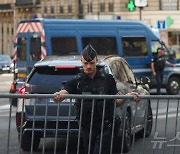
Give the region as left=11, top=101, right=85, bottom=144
left=137, top=104, right=153, bottom=137
left=166, top=77, right=180, bottom=95
left=114, top=111, right=131, bottom=153
left=19, top=133, right=40, bottom=151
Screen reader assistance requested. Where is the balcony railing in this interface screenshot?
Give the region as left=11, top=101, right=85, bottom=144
left=15, top=0, right=40, bottom=6
left=0, top=4, right=12, bottom=10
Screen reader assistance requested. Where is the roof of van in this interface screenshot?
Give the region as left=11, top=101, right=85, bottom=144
left=21, top=18, right=147, bottom=26
left=19, top=18, right=159, bottom=40
left=19, top=18, right=149, bottom=28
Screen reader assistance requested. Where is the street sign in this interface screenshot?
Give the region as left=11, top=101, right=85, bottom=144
left=166, top=16, right=174, bottom=28
left=157, top=20, right=166, bottom=29
left=135, top=0, right=148, bottom=7
left=126, top=0, right=135, bottom=12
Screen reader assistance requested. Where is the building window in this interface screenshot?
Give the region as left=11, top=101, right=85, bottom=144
left=168, top=32, right=180, bottom=58
left=51, top=6, right=54, bottom=13
left=99, top=2, right=105, bottom=12
left=60, top=5, right=64, bottom=13
left=161, top=0, right=178, bottom=10
left=88, top=2, right=93, bottom=13
left=68, top=5, right=72, bottom=13
left=35, top=0, right=41, bottom=4
left=44, top=6, right=47, bottom=13
left=109, top=2, right=114, bottom=12
left=79, top=3, right=83, bottom=15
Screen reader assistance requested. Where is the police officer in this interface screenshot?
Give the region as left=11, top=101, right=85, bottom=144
left=151, top=48, right=175, bottom=95
left=53, top=44, right=140, bottom=154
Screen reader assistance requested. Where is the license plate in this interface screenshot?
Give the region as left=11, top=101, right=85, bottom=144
left=2, top=67, right=10, bottom=71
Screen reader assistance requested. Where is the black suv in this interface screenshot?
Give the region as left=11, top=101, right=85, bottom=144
left=16, top=55, right=152, bottom=152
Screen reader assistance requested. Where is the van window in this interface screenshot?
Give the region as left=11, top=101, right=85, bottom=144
left=82, top=37, right=118, bottom=55
left=122, top=37, right=148, bottom=57
left=17, top=37, right=27, bottom=61
left=51, top=37, right=78, bottom=55
left=30, top=37, right=41, bottom=61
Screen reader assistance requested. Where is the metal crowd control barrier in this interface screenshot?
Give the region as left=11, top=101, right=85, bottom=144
left=0, top=94, right=180, bottom=154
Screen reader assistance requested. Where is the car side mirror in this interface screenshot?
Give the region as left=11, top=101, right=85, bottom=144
left=140, top=76, right=150, bottom=85
left=137, top=76, right=150, bottom=91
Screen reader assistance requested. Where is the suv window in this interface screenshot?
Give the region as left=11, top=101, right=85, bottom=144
left=27, top=67, right=80, bottom=93
left=121, top=61, right=136, bottom=84
left=111, top=61, right=129, bottom=82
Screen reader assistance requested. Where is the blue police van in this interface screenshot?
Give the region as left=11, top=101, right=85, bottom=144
left=12, top=18, right=180, bottom=95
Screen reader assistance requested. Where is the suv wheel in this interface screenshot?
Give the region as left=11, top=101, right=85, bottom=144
left=20, top=133, right=40, bottom=151
left=114, top=111, right=132, bottom=153
left=137, top=104, right=153, bottom=137
left=166, top=77, right=180, bottom=95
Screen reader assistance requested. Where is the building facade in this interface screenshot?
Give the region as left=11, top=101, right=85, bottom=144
left=0, top=0, right=180, bottom=57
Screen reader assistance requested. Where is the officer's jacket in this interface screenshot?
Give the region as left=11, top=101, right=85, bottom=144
left=64, top=69, right=118, bottom=130
left=152, top=55, right=166, bottom=72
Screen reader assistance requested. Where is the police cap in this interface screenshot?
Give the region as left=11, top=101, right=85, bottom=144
left=82, top=44, right=97, bottom=62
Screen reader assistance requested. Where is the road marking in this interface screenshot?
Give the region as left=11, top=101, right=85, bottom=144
left=0, top=114, right=15, bottom=117
left=0, top=73, right=13, bottom=77
left=152, top=108, right=180, bottom=119
left=153, top=108, right=178, bottom=114
left=0, top=104, right=10, bottom=109
left=153, top=113, right=180, bottom=119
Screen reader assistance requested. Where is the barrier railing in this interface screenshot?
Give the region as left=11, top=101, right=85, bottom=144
left=0, top=94, right=180, bottom=154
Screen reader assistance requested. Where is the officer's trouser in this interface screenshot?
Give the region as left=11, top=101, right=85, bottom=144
left=155, top=72, right=163, bottom=95
left=82, top=126, right=112, bottom=154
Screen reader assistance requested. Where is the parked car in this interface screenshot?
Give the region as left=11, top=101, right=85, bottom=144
left=0, top=54, right=14, bottom=73
left=16, top=55, right=153, bottom=152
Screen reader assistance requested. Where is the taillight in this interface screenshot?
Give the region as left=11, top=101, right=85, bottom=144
left=55, top=65, right=76, bottom=69
left=18, top=86, right=26, bottom=94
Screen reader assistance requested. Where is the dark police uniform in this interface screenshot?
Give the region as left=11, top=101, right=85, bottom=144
left=152, top=55, right=166, bottom=95
left=64, top=69, right=118, bottom=154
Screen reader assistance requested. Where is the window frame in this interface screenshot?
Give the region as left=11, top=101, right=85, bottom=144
left=122, top=36, right=148, bottom=57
